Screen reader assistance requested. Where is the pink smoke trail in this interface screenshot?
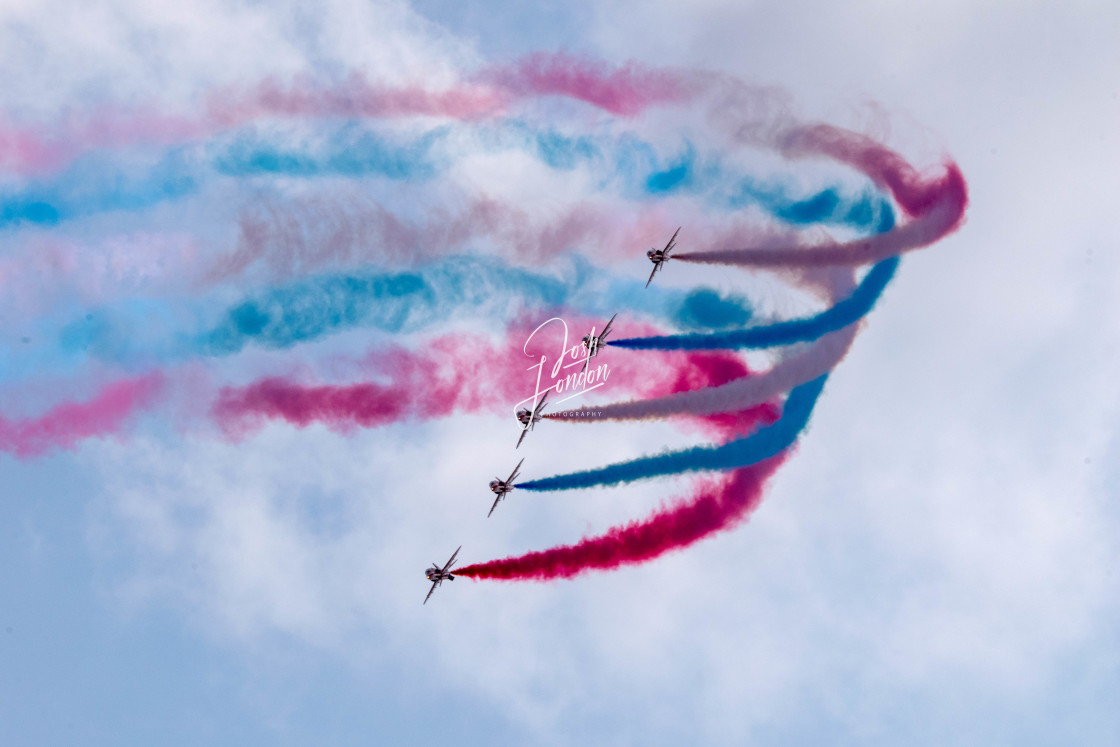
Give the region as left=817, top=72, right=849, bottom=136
left=0, top=111, right=204, bottom=176
left=212, top=334, right=510, bottom=436
left=2, top=53, right=699, bottom=178
left=0, top=373, right=163, bottom=457
left=212, top=325, right=763, bottom=437
left=217, top=53, right=703, bottom=127
left=778, top=125, right=962, bottom=218
left=479, top=52, right=699, bottom=116
left=0, top=82, right=503, bottom=177
left=205, top=75, right=507, bottom=128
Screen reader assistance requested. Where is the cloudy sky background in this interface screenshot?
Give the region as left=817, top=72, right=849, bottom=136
left=1, top=0, right=1117, bottom=744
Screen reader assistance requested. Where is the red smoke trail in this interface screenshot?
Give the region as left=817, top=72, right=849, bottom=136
left=455, top=457, right=782, bottom=581
left=0, top=373, right=163, bottom=457
left=212, top=323, right=761, bottom=437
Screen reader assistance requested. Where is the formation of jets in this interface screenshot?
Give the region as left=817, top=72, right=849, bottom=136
left=423, top=229, right=682, bottom=604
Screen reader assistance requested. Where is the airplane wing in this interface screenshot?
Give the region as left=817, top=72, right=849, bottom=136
left=645, top=263, right=659, bottom=289
left=517, top=395, right=548, bottom=447
left=600, top=314, right=616, bottom=343
left=423, top=580, right=438, bottom=605
left=663, top=226, right=681, bottom=254
left=444, top=545, right=462, bottom=572
left=533, top=392, right=549, bottom=417
left=507, top=458, right=524, bottom=484
left=579, top=337, right=595, bottom=372
left=487, top=495, right=502, bottom=518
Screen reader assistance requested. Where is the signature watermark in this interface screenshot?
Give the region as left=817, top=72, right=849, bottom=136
left=515, top=317, right=613, bottom=417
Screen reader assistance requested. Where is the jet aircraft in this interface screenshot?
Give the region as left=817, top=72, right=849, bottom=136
left=580, top=313, right=617, bottom=372
left=423, top=545, right=461, bottom=605
left=487, top=458, right=524, bottom=517
left=645, top=226, right=681, bottom=288
left=515, top=391, right=549, bottom=449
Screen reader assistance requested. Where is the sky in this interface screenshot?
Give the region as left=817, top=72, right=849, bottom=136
left=1, top=1, right=1118, bottom=745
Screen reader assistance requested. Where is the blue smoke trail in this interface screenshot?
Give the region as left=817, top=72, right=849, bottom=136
left=0, top=127, right=446, bottom=230
left=202, top=255, right=570, bottom=354
left=212, top=124, right=447, bottom=180
left=732, top=182, right=896, bottom=231
left=517, top=374, right=828, bottom=491
left=610, top=256, right=899, bottom=351
left=519, top=126, right=601, bottom=170
left=668, top=288, right=753, bottom=330
left=484, top=122, right=894, bottom=231
left=0, top=150, right=199, bottom=228
left=1, top=119, right=892, bottom=234
left=200, top=255, right=755, bottom=355
left=25, top=254, right=754, bottom=377
left=618, top=136, right=892, bottom=232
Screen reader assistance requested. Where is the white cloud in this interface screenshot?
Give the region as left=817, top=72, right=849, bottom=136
left=0, top=0, right=477, bottom=118
left=11, top=0, right=1114, bottom=742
